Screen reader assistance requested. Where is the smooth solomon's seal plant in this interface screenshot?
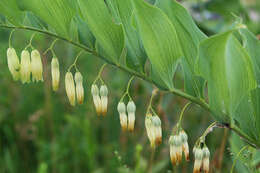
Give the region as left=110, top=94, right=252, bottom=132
left=1, top=0, right=260, bottom=172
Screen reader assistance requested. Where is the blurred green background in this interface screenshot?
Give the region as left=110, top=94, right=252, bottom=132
left=0, top=0, right=259, bottom=172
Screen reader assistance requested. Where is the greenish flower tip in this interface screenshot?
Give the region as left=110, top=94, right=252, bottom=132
left=91, top=84, right=99, bottom=96
left=117, top=102, right=126, bottom=114
left=127, top=101, right=136, bottom=113
left=100, top=85, right=108, bottom=96
left=180, top=130, right=188, bottom=143
left=152, top=115, right=161, bottom=127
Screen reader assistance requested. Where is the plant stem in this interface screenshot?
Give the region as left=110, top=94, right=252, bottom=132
left=230, top=145, right=249, bottom=173
left=24, top=32, right=36, bottom=50
left=147, top=147, right=155, bottom=173
left=1, top=24, right=258, bottom=148
left=44, top=39, right=59, bottom=55
left=120, top=76, right=135, bottom=102
left=68, top=50, right=83, bottom=72
left=93, top=63, right=107, bottom=84
left=146, top=89, right=158, bottom=114
left=177, top=102, right=191, bottom=127
left=0, top=25, right=205, bottom=110
left=8, top=29, right=15, bottom=48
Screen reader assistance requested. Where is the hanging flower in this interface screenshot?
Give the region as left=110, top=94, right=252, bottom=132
left=145, top=113, right=155, bottom=147
left=31, top=49, right=43, bottom=82
left=7, top=47, right=20, bottom=81
left=65, top=72, right=76, bottom=106
left=152, top=115, right=162, bottom=146
left=169, top=135, right=178, bottom=166
left=51, top=57, right=60, bottom=91
left=117, top=102, right=127, bottom=131
left=20, top=50, right=31, bottom=83
left=180, top=130, right=189, bottom=161
left=100, top=85, right=108, bottom=116
left=127, top=101, right=136, bottom=131
left=202, top=146, right=210, bottom=173
left=75, top=72, right=84, bottom=104
left=174, top=134, right=183, bottom=164
left=193, top=147, right=203, bottom=173
left=91, top=84, right=102, bottom=115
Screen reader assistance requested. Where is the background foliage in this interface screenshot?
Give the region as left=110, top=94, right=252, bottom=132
left=0, top=0, right=259, bottom=172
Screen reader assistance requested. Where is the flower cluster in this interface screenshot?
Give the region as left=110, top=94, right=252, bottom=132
left=91, top=84, right=108, bottom=116
left=193, top=144, right=210, bottom=173
left=7, top=48, right=43, bottom=83
left=117, top=100, right=136, bottom=131
left=169, top=130, right=189, bottom=165
left=65, top=71, right=84, bottom=106
left=145, top=112, right=162, bottom=148
left=6, top=33, right=215, bottom=172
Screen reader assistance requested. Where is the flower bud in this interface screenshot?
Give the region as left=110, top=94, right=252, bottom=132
left=7, top=48, right=20, bottom=81
left=75, top=72, right=84, bottom=104
left=127, top=101, right=136, bottom=132
left=51, top=57, right=60, bottom=91
left=20, top=50, right=31, bottom=83
left=202, top=147, right=210, bottom=173
left=145, top=113, right=155, bottom=147
left=91, top=84, right=102, bottom=115
left=180, top=130, right=189, bottom=161
left=31, top=49, right=43, bottom=82
left=193, top=148, right=203, bottom=173
left=152, top=115, right=162, bottom=146
left=100, top=85, right=108, bottom=116
left=65, top=72, right=76, bottom=106
left=117, top=102, right=127, bottom=131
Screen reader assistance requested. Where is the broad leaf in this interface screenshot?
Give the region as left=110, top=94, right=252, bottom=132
left=156, top=0, right=207, bottom=97
left=131, top=0, right=183, bottom=89
left=0, top=0, right=24, bottom=25
left=19, top=0, right=77, bottom=39
left=77, top=0, right=125, bottom=63
left=234, top=89, right=259, bottom=141
left=238, top=29, right=260, bottom=84
left=234, top=28, right=260, bottom=141
left=108, top=0, right=147, bottom=72
left=75, top=15, right=95, bottom=49
left=197, top=31, right=256, bottom=122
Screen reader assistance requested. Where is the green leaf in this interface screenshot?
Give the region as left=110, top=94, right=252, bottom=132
left=234, top=89, right=259, bottom=140
left=234, top=28, right=260, bottom=141
left=0, top=0, right=24, bottom=25
left=23, top=12, right=47, bottom=29
left=108, top=0, right=147, bottom=72
left=238, top=29, right=260, bottom=84
left=156, top=0, right=207, bottom=97
left=77, top=0, right=125, bottom=63
left=197, top=30, right=256, bottom=122
left=19, top=0, right=77, bottom=38
left=75, top=15, right=95, bottom=49
left=131, top=0, right=183, bottom=89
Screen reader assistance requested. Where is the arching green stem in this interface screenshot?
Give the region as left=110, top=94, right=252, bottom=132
left=0, top=24, right=259, bottom=148
left=68, top=50, right=83, bottom=72
left=8, top=29, right=16, bottom=48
